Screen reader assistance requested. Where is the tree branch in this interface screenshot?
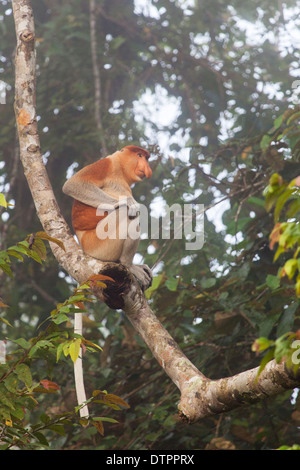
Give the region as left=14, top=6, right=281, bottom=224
left=89, top=0, right=107, bottom=156
left=12, top=0, right=300, bottom=425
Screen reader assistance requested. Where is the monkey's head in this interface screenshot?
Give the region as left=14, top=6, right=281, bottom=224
left=119, top=146, right=152, bottom=184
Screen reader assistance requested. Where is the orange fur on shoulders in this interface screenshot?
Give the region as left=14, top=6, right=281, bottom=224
left=79, top=157, right=112, bottom=184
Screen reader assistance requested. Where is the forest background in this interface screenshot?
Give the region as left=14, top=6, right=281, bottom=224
left=1, top=0, right=300, bottom=450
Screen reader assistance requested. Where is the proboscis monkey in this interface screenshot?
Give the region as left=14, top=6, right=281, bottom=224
left=63, top=145, right=153, bottom=290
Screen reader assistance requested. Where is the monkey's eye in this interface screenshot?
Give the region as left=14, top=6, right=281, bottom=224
left=138, top=153, right=142, bottom=158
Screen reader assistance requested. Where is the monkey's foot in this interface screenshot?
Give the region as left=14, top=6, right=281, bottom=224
left=129, top=264, right=153, bottom=291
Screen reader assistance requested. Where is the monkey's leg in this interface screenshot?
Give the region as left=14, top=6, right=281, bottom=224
left=77, top=228, right=123, bottom=261
left=119, top=215, right=153, bottom=290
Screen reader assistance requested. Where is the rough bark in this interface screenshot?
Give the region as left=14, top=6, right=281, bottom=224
left=12, top=0, right=300, bottom=424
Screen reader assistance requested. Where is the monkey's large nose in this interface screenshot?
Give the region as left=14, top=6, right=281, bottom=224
left=137, top=170, right=146, bottom=179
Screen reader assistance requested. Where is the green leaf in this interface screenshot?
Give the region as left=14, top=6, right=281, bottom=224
left=266, top=274, right=280, bottom=290
left=0, top=251, right=10, bottom=261
left=0, top=317, right=12, bottom=327
left=26, top=249, right=43, bottom=265
left=269, top=173, right=284, bottom=186
left=40, top=413, right=51, bottom=424
left=165, top=277, right=179, bottom=291
left=35, top=232, right=65, bottom=251
left=111, top=36, right=126, bottom=49
left=286, top=198, right=300, bottom=218
left=4, top=374, right=18, bottom=393
left=12, top=244, right=31, bottom=256
left=274, top=188, right=295, bottom=221
left=28, top=340, right=54, bottom=357
left=260, top=134, right=272, bottom=150
left=282, top=259, right=297, bottom=279
left=58, top=305, right=73, bottom=314
left=0, top=261, right=13, bottom=278
left=48, top=424, right=66, bottom=436
left=15, top=363, right=33, bottom=388
left=273, top=114, right=283, bottom=130
left=69, top=338, right=81, bottom=362
left=247, top=196, right=265, bottom=207
left=6, top=249, right=24, bottom=261
left=274, top=245, right=286, bottom=261
left=93, top=417, right=118, bottom=423
left=10, top=404, right=25, bottom=420
left=252, top=337, right=274, bottom=353
left=52, top=313, right=69, bottom=325
left=200, top=277, right=216, bottom=288
left=286, top=111, right=300, bottom=125
left=33, top=431, right=49, bottom=446
left=0, top=384, right=15, bottom=410
left=12, top=338, right=31, bottom=350
left=274, top=336, right=291, bottom=363
left=276, top=302, right=299, bottom=337
left=265, top=191, right=279, bottom=212
left=0, top=193, right=7, bottom=208
left=31, top=238, right=47, bottom=261
left=256, top=348, right=275, bottom=378
left=145, top=274, right=164, bottom=298
left=56, top=342, right=65, bottom=362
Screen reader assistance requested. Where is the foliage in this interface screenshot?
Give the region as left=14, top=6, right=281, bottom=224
left=0, top=229, right=64, bottom=279
left=1, top=0, right=300, bottom=450
left=250, top=108, right=300, bottom=378
left=278, top=444, right=300, bottom=450
left=0, top=226, right=128, bottom=448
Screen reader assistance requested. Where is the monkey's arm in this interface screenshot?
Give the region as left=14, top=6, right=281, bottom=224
left=62, top=157, right=125, bottom=209
left=62, top=177, right=120, bottom=209
left=63, top=178, right=139, bottom=217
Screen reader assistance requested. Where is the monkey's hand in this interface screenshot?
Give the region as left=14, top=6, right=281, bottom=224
left=127, top=198, right=140, bottom=219
left=129, top=264, right=153, bottom=291
left=97, top=197, right=139, bottom=217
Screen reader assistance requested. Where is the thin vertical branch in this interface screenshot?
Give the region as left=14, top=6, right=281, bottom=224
left=89, top=0, right=107, bottom=156
left=74, top=311, right=89, bottom=418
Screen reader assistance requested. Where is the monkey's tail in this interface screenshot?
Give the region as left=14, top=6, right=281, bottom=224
left=74, top=311, right=89, bottom=418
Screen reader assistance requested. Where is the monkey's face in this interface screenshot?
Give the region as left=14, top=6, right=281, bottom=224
left=120, top=147, right=152, bottom=184
left=134, top=152, right=152, bottom=180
